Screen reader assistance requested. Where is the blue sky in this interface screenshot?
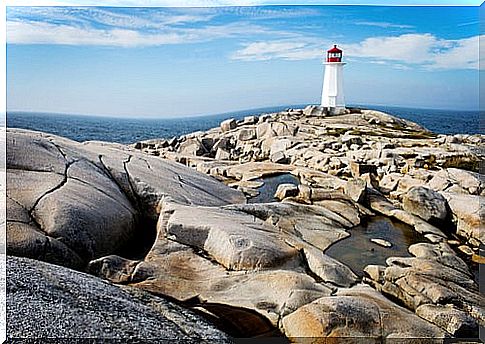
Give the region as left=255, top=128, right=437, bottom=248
left=6, top=4, right=483, bottom=117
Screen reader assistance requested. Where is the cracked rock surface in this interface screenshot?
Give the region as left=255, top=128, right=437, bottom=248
left=7, top=128, right=245, bottom=269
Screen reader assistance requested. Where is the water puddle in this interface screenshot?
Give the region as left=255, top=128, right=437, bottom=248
left=248, top=173, right=300, bottom=204
left=325, top=216, right=425, bottom=277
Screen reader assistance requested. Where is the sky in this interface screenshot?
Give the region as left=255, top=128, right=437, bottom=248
left=6, top=4, right=483, bottom=117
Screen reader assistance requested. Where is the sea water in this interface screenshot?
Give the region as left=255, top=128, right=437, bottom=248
left=6, top=105, right=482, bottom=144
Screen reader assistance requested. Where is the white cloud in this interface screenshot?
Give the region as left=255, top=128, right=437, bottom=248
left=345, top=33, right=482, bottom=70
left=6, top=0, right=266, bottom=5
left=232, top=39, right=324, bottom=61
left=7, top=7, right=216, bottom=30
left=233, top=33, right=482, bottom=70
left=7, top=18, right=289, bottom=47
left=355, top=21, right=414, bottom=29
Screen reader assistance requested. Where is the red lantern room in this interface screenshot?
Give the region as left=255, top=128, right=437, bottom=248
left=327, top=45, right=342, bottom=62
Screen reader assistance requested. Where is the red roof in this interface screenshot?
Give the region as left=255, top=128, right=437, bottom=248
left=327, top=45, right=342, bottom=53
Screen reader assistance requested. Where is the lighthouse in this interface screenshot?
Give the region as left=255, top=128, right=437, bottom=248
left=321, top=45, right=346, bottom=115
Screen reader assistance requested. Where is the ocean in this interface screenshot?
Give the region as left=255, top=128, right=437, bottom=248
left=6, top=105, right=482, bottom=144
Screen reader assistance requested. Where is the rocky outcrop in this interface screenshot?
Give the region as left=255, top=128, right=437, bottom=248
left=89, top=198, right=362, bottom=332
left=7, top=129, right=245, bottom=269
left=8, top=106, right=485, bottom=341
left=7, top=256, right=231, bottom=341
left=363, top=241, right=483, bottom=336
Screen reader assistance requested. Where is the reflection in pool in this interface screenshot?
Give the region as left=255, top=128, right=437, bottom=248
left=325, top=216, right=425, bottom=277
left=248, top=173, right=300, bottom=204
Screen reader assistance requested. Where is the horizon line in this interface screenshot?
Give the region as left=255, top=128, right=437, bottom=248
left=6, top=103, right=480, bottom=120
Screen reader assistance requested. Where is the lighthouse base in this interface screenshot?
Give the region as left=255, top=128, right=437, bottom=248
left=327, top=106, right=347, bottom=115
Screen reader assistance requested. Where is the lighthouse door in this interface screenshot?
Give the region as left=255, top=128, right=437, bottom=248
left=328, top=97, right=336, bottom=107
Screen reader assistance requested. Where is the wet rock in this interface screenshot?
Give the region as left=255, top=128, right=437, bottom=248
left=370, top=238, right=392, bottom=248
left=402, top=186, right=449, bottom=225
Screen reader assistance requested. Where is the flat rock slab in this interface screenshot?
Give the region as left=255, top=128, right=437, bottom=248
left=7, top=256, right=231, bottom=342
left=159, top=201, right=300, bottom=271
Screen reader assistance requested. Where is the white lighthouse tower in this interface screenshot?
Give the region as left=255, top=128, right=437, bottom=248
left=321, top=45, right=346, bottom=115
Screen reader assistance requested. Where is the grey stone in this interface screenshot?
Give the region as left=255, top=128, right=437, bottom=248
left=403, top=186, right=448, bottom=225
left=238, top=128, right=256, bottom=141
left=178, top=138, right=206, bottom=156
left=270, top=151, right=288, bottom=164
left=416, top=304, right=478, bottom=337
left=7, top=129, right=245, bottom=268
left=7, top=256, right=231, bottom=342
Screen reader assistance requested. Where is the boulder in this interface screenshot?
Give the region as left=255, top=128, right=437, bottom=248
left=416, top=304, right=478, bottom=337
left=7, top=256, right=231, bottom=342
left=402, top=186, right=449, bottom=225
left=159, top=201, right=300, bottom=271
left=256, top=122, right=294, bottom=139
left=441, top=192, right=485, bottom=247
left=343, top=178, right=366, bottom=203
left=243, top=115, right=258, bottom=125
left=274, top=183, right=299, bottom=200
left=282, top=284, right=446, bottom=340
left=349, top=160, right=377, bottom=177
left=215, top=148, right=231, bottom=160
left=270, top=151, right=288, bottom=164
left=238, top=128, right=256, bottom=141
left=256, top=122, right=274, bottom=139
left=220, top=118, right=237, bottom=132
